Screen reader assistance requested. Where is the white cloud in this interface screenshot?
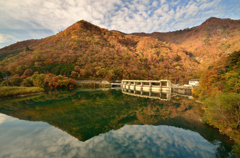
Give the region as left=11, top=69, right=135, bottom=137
left=0, top=0, right=239, bottom=48
left=171, top=0, right=181, bottom=6
left=0, top=113, right=16, bottom=124
left=160, top=0, right=166, bottom=5
left=0, top=114, right=7, bottom=124
left=152, top=1, right=158, bottom=7
left=0, top=115, right=223, bottom=158
left=0, top=34, right=18, bottom=44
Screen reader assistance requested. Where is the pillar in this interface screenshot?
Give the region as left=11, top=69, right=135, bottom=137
left=149, top=82, right=152, bottom=91
left=149, top=91, right=152, bottom=96
left=159, top=81, right=162, bottom=92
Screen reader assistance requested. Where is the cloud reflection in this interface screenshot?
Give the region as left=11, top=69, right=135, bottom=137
left=0, top=114, right=222, bottom=158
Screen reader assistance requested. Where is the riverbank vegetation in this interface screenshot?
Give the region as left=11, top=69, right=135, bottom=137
left=193, top=50, right=240, bottom=143
left=1, top=73, right=76, bottom=88
left=0, top=86, right=44, bottom=98
left=0, top=72, right=77, bottom=98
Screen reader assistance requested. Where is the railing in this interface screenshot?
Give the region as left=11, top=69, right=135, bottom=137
left=121, top=79, right=172, bottom=92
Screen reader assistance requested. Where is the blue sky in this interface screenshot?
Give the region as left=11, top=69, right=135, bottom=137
left=0, top=0, right=239, bottom=48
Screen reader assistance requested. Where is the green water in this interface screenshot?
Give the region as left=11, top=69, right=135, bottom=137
left=0, top=88, right=236, bottom=157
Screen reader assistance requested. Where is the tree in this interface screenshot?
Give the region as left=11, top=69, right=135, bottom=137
left=0, top=71, right=3, bottom=80
left=32, top=74, right=46, bottom=88
left=23, top=69, right=34, bottom=76
left=9, top=75, right=22, bottom=86
left=71, top=71, right=78, bottom=78
left=21, top=77, right=33, bottom=87
left=16, top=66, right=24, bottom=76
left=25, top=46, right=30, bottom=51
left=203, top=94, right=240, bottom=129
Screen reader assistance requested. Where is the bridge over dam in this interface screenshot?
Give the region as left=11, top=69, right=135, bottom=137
left=120, top=79, right=192, bottom=101
left=121, top=80, right=192, bottom=93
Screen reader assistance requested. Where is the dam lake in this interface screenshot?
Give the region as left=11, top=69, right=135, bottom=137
left=0, top=88, right=236, bottom=158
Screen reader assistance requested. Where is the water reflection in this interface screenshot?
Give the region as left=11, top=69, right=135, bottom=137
left=0, top=88, right=236, bottom=157
left=122, top=87, right=192, bottom=101
left=0, top=114, right=234, bottom=158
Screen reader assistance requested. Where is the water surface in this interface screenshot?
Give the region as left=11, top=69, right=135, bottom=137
left=0, top=88, right=235, bottom=157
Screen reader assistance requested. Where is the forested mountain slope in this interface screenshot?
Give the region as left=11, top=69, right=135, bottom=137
left=0, top=17, right=239, bottom=81
left=132, top=17, right=240, bottom=70
left=0, top=20, right=198, bottom=81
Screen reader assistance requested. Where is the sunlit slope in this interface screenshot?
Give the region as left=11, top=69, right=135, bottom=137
left=133, top=17, right=240, bottom=70
left=0, top=20, right=198, bottom=80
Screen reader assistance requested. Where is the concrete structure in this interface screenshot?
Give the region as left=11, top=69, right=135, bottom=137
left=122, top=88, right=192, bottom=101
left=121, top=80, right=172, bottom=101
left=121, top=80, right=193, bottom=101
left=122, top=89, right=171, bottom=101
left=121, top=80, right=172, bottom=93
left=189, top=79, right=200, bottom=86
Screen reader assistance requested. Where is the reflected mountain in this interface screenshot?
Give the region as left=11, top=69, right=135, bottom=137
left=0, top=88, right=234, bottom=151
left=0, top=113, right=233, bottom=158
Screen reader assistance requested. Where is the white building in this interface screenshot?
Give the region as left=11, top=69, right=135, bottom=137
left=189, top=79, right=200, bottom=86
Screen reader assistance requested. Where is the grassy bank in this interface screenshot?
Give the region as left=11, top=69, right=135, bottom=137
left=0, top=86, right=44, bottom=98
left=200, top=94, right=240, bottom=141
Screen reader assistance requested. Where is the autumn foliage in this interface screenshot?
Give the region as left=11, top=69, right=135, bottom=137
left=0, top=17, right=239, bottom=84
left=0, top=20, right=202, bottom=82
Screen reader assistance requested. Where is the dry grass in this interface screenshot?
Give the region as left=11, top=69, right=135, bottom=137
left=0, top=86, right=44, bottom=98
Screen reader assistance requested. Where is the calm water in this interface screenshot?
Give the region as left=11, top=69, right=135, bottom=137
left=0, top=88, right=236, bottom=158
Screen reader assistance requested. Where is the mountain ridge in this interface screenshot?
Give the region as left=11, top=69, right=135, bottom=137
left=0, top=17, right=239, bottom=81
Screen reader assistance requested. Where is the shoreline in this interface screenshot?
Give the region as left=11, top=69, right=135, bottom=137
left=0, top=87, right=44, bottom=100
left=15, top=92, right=44, bottom=97
left=0, top=92, right=44, bottom=100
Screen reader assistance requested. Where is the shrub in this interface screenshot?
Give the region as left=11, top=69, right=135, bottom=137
left=0, top=71, right=3, bottom=80
left=23, top=69, right=34, bottom=76
left=203, top=93, right=240, bottom=129
left=10, top=75, right=22, bottom=86
left=1, top=80, right=11, bottom=87
left=35, top=74, right=46, bottom=88
left=21, top=77, right=33, bottom=87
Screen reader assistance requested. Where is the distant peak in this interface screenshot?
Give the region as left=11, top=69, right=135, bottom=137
left=78, top=20, right=90, bottom=24
left=201, top=17, right=226, bottom=27
left=74, top=20, right=102, bottom=32
left=206, top=17, right=219, bottom=21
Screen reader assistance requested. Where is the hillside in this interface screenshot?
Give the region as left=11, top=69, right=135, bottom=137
left=0, top=39, right=40, bottom=55
left=0, top=17, right=239, bottom=81
left=132, top=17, right=240, bottom=69
left=0, top=20, right=199, bottom=81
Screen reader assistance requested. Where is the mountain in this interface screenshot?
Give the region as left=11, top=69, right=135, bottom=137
left=132, top=17, right=240, bottom=69
left=0, top=17, right=239, bottom=82
left=0, top=39, right=39, bottom=55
